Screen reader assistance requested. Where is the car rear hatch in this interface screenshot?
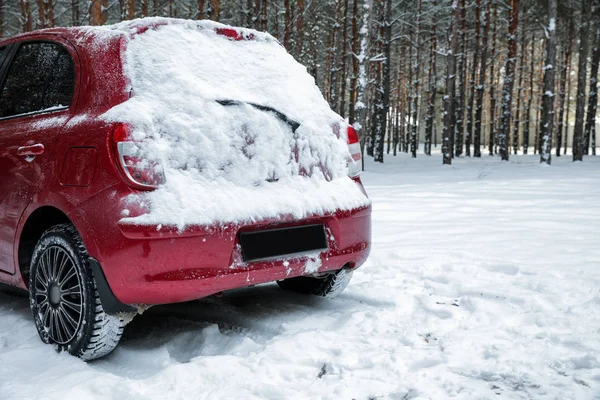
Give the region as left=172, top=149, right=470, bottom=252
left=104, top=19, right=370, bottom=228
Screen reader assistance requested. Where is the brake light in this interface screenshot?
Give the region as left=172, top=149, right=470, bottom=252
left=346, top=125, right=362, bottom=177
left=215, top=27, right=255, bottom=41
left=112, top=123, right=165, bottom=189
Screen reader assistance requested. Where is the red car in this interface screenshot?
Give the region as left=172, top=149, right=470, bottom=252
left=0, top=18, right=371, bottom=360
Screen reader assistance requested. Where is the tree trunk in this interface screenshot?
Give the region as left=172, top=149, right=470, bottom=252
left=488, top=0, right=498, bottom=156
left=120, top=0, right=135, bottom=20
left=592, top=121, right=597, bottom=155
left=405, top=31, right=413, bottom=154
left=272, top=0, right=279, bottom=38
left=512, top=16, right=526, bottom=155
left=211, top=0, right=220, bottom=21
left=573, top=0, right=592, bottom=161
left=339, top=0, right=349, bottom=117
left=348, top=0, right=360, bottom=125
left=564, top=47, right=573, bottom=155
left=296, top=0, right=306, bottom=55
left=71, top=0, right=79, bottom=25
left=539, top=0, right=557, bottom=164
left=261, top=0, right=268, bottom=30
left=393, top=70, right=400, bottom=155
left=443, top=0, right=459, bottom=165
left=498, top=0, right=520, bottom=161
left=89, top=0, right=107, bottom=25
left=466, top=0, right=481, bottom=157
left=329, top=0, right=343, bottom=113
left=372, top=0, right=391, bottom=163
left=48, top=0, right=54, bottom=27
left=434, top=111, right=438, bottom=148
left=283, top=0, right=291, bottom=48
left=0, top=1, right=4, bottom=38
left=455, top=0, right=466, bottom=157
left=556, top=27, right=573, bottom=156
left=36, top=0, right=53, bottom=28
left=356, top=0, right=373, bottom=162
left=170, top=0, right=175, bottom=17
left=198, top=0, right=205, bottom=19
left=424, top=3, right=438, bottom=157
left=584, top=25, right=600, bottom=155
left=398, top=46, right=407, bottom=154
left=474, top=0, right=490, bottom=158
left=410, top=0, right=423, bottom=158
left=119, top=0, right=125, bottom=20
left=244, top=0, right=252, bottom=26
left=367, top=80, right=377, bottom=157
left=140, top=0, right=148, bottom=17
left=36, top=0, right=45, bottom=27
left=523, top=35, right=535, bottom=154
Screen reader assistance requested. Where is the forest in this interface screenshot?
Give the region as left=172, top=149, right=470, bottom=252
left=3, top=0, right=600, bottom=165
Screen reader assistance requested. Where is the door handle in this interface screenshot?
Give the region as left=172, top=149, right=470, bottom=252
left=17, top=143, right=45, bottom=157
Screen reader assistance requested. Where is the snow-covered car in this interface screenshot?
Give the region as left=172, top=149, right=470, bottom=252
left=0, top=17, right=371, bottom=360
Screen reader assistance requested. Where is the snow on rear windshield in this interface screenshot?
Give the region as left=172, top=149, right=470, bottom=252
left=102, top=18, right=370, bottom=228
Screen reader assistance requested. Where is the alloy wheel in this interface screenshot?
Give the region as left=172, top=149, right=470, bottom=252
left=33, top=245, right=83, bottom=345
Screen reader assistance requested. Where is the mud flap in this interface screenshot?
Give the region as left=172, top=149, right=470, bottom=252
left=88, top=257, right=137, bottom=315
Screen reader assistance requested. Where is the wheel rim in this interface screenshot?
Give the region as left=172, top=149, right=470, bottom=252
left=33, top=245, right=83, bottom=345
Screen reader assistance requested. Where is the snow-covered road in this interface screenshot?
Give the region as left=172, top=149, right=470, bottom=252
left=1, top=153, right=599, bottom=399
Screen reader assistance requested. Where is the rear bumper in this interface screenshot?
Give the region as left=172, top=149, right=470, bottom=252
left=80, top=187, right=371, bottom=306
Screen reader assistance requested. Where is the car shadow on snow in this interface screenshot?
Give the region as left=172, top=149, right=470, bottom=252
left=1, top=282, right=392, bottom=380
left=0, top=283, right=394, bottom=379
left=122, top=283, right=340, bottom=339
left=0, top=285, right=30, bottom=316
left=91, top=282, right=376, bottom=378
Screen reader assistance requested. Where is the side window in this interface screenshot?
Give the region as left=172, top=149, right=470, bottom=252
left=0, top=42, right=75, bottom=118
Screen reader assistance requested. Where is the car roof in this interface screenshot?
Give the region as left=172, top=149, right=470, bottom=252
left=0, top=18, right=275, bottom=48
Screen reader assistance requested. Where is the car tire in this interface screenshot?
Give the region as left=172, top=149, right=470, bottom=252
left=277, top=268, right=353, bottom=298
left=29, top=223, right=124, bottom=361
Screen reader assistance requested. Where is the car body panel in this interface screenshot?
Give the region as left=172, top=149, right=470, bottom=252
left=0, top=35, right=81, bottom=274
left=80, top=181, right=371, bottom=305
left=0, top=22, right=372, bottom=309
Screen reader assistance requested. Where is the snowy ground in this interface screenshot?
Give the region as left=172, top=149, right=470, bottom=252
left=1, top=151, right=599, bottom=399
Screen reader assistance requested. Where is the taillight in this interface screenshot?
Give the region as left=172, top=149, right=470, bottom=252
left=112, top=123, right=165, bottom=189
left=346, top=125, right=362, bottom=177
left=215, top=27, right=255, bottom=41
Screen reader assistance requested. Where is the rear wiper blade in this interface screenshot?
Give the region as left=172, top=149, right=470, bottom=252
left=216, top=99, right=300, bottom=133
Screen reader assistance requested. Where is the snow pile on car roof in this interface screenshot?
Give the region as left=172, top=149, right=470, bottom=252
left=102, top=18, right=370, bottom=227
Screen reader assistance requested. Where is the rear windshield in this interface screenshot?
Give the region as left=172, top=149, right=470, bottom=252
left=122, top=21, right=336, bottom=126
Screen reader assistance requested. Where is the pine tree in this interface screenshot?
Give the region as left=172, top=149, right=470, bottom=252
left=348, top=0, right=360, bottom=125
left=372, top=0, right=391, bottom=163
left=523, top=34, right=535, bottom=154
left=357, top=0, right=373, bottom=159
left=512, top=15, right=526, bottom=155
left=89, top=0, right=107, bottom=25
left=424, top=2, right=438, bottom=156
left=443, top=0, right=459, bottom=165
left=556, top=14, right=574, bottom=157
left=19, top=0, right=32, bottom=32
left=487, top=0, right=498, bottom=156
left=539, top=0, right=557, bottom=165
left=584, top=24, right=599, bottom=155
left=410, top=0, right=423, bottom=158
left=573, top=0, right=592, bottom=161
left=339, top=0, right=349, bottom=117
left=498, top=0, right=520, bottom=161
left=474, top=0, right=490, bottom=158
left=466, top=0, right=481, bottom=158
left=454, top=0, right=466, bottom=157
